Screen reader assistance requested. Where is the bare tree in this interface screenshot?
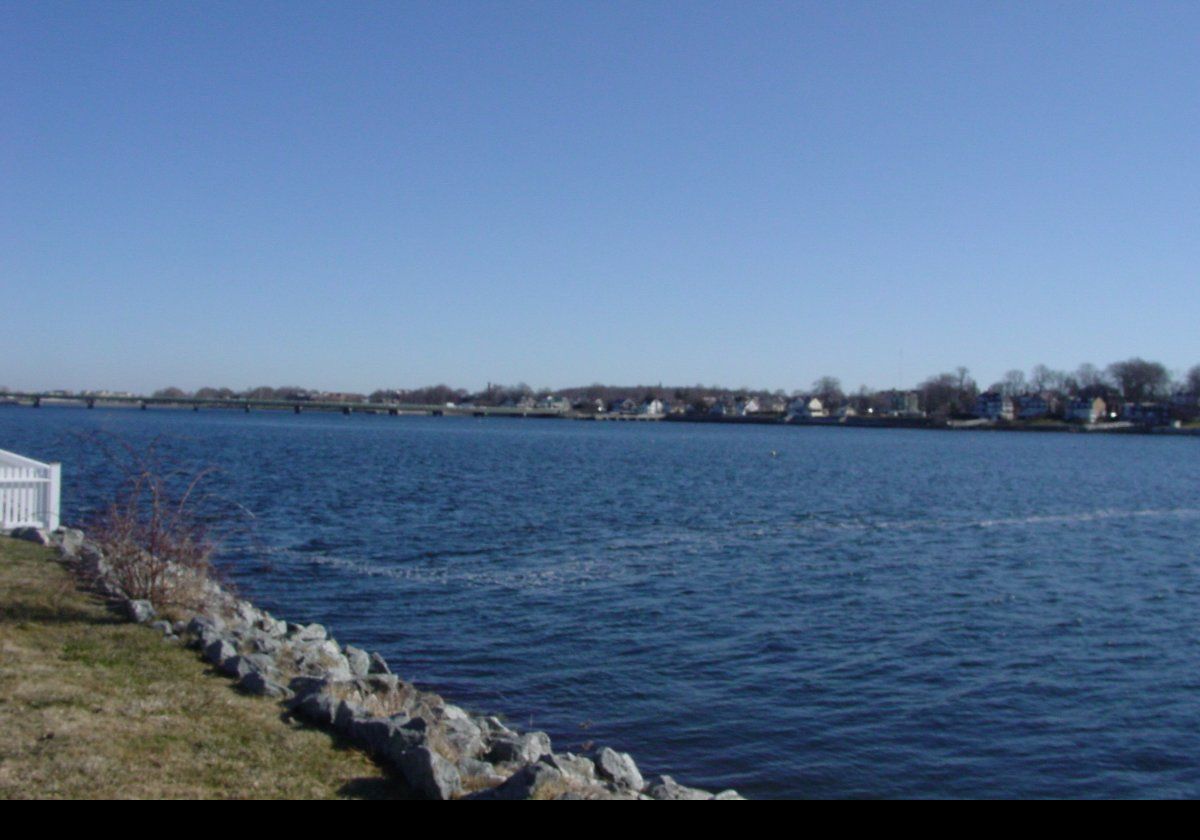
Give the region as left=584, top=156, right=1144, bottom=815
left=811, top=376, right=844, bottom=406
left=1107, top=358, right=1169, bottom=403
left=1001, top=369, right=1026, bottom=396
left=1187, top=365, right=1200, bottom=395
left=1075, top=363, right=1105, bottom=389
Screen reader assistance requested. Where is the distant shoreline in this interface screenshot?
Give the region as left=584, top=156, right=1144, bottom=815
left=4, top=395, right=1199, bottom=436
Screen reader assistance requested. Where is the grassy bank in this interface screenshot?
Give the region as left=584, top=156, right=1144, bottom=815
left=0, top=536, right=402, bottom=799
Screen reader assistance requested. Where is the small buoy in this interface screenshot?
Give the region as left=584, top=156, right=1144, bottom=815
left=770, top=450, right=779, bottom=458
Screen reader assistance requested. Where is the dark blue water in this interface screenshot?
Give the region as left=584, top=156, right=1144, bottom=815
left=4, top=405, right=1200, bottom=798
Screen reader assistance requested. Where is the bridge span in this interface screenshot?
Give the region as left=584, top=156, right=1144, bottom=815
left=1, top=392, right=569, bottom=419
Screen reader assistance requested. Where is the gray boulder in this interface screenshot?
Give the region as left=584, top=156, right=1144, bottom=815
left=363, top=673, right=400, bottom=693
left=457, top=757, right=505, bottom=787
left=255, top=615, right=288, bottom=637
left=397, top=746, right=462, bottom=800
left=468, top=761, right=564, bottom=800
left=287, top=676, right=328, bottom=700
left=218, top=653, right=275, bottom=680
left=593, top=746, right=644, bottom=791
left=346, top=715, right=408, bottom=756
left=238, top=670, right=290, bottom=698
left=343, top=645, right=371, bottom=678
left=440, top=716, right=485, bottom=760
left=368, top=651, right=391, bottom=674
left=294, top=639, right=352, bottom=681
left=479, top=716, right=515, bottom=737
left=292, top=623, right=327, bottom=642
left=125, top=599, right=156, bottom=624
left=233, top=600, right=260, bottom=627
left=486, top=730, right=552, bottom=765
left=247, top=635, right=282, bottom=656
left=186, top=616, right=226, bottom=648
left=53, top=527, right=85, bottom=556
left=148, top=620, right=174, bottom=636
left=545, top=752, right=598, bottom=784
left=10, top=527, right=50, bottom=545
left=203, top=639, right=238, bottom=667
left=294, top=690, right=339, bottom=728
left=381, top=718, right=430, bottom=766
left=645, top=775, right=714, bottom=801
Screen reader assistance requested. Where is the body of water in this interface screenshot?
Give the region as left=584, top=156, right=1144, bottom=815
left=3, top=405, right=1199, bottom=797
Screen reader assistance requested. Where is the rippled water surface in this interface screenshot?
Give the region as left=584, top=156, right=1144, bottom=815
left=4, top=406, right=1199, bottom=797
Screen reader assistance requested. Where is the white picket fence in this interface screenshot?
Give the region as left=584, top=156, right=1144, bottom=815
left=0, top=448, right=60, bottom=532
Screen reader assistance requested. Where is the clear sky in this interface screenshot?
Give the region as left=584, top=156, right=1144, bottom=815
left=2, top=1, right=1197, bottom=395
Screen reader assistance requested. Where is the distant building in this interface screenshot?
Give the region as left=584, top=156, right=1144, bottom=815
left=1123, top=402, right=1170, bottom=426
left=609, top=398, right=637, bottom=415
left=975, top=392, right=1014, bottom=421
left=639, top=398, right=666, bottom=416
left=1017, top=394, right=1050, bottom=420
left=1170, top=390, right=1199, bottom=419
left=889, top=391, right=922, bottom=417
left=836, top=404, right=858, bottom=419
left=536, top=395, right=571, bottom=411
left=787, top=397, right=827, bottom=419
left=736, top=398, right=760, bottom=416
left=1065, top=396, right=1106, bottom=423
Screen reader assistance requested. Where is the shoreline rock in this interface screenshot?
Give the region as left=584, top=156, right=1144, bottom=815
left=17, top=525, right=745, bottom=801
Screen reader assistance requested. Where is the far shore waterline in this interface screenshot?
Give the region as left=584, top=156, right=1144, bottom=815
left=4, top=394, right=1199, bottom=437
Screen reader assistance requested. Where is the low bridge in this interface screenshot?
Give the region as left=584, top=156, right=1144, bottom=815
left=2, top=392, right=569, bottom=419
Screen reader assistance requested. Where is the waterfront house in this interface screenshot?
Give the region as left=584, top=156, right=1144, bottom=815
left=1065, top=396, right=1106, bottom=423
left=975, top=392, right=1015, bottom=421
left=1017, top=394, right=1050, bottom=420
left=836, top=404, right=858, bottom=419
left=736, top=397, right=761, bottom=416
left=610, top=398, right=638, bottom=415
left=787, top=397, right=828, bottom=419
left=536, top=395, right=571, bottom=411
left=1123, top=402, right=1170, bottom=426
left=1170, top=390, right=1199, bottom=420
left=639, top=398, right=666, bottom=417
left=888, top=390, right=923, bottom=417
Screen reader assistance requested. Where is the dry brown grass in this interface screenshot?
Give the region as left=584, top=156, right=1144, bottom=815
left=0, top=537, right=407, bottom=799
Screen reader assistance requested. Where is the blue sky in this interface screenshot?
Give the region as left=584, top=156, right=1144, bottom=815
left=2, top=2, right=1197, bottom=394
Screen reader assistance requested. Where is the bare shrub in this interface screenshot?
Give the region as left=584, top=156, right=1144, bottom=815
left=85, top=435, right=220, bottom=610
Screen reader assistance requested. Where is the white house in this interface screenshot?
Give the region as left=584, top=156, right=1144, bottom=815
left=1065, top=396, right=1106, bottom=423
left=639, top=398, right=666, bottom=416
left=736, top=397, right=761, bottom=416
left=889, top=391, right=922, bottom=417
left=975, top=392, right=1014, bottom=421
left=787, top=397, right=827, bottom=419
left=536, top=395, right=571, bottom=411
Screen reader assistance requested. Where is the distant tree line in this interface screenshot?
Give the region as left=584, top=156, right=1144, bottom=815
left=139, top=358, right=1197, bottom=416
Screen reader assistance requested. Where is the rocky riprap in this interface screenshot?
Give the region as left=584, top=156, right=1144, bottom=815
left=8, top=525, right=744, bottom=800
